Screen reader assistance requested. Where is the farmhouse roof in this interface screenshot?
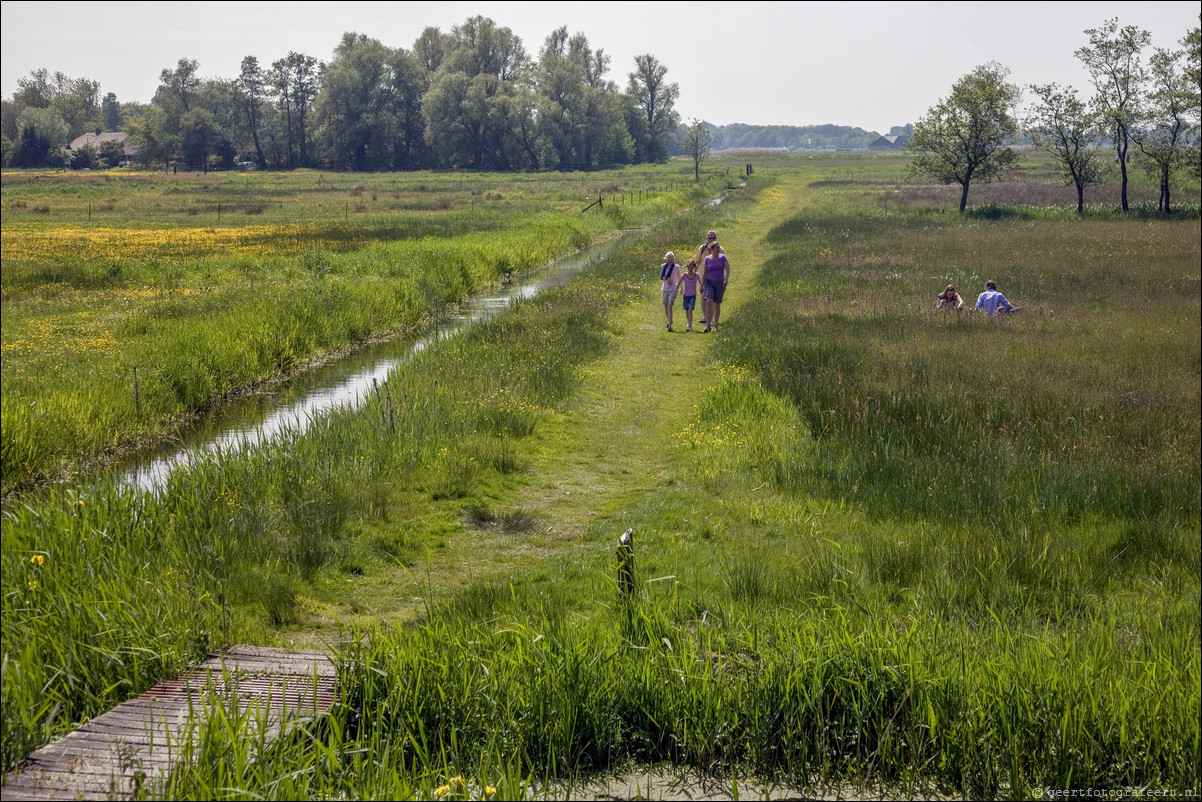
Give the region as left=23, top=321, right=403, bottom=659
left=867, top=134, right=910, bottom=150
left=68, top=131, right=135, bottom=155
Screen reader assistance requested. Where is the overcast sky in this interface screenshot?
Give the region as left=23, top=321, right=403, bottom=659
left=2, top=1, right=1198, bottom=134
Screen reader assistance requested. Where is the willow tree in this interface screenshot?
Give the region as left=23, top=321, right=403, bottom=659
left=421, top=16, right=534, bottom=169
left=626, top=54, right=679, bottom=163
left=1027, top=83, right=1105, bottom=212
left=1075, top=19, right=1151, bottom=212
left=680, top=118, right=713, bottom=183
left=1133, top=45, right=1195, bottom=214
left=906, top=62, right=1021, bottom=212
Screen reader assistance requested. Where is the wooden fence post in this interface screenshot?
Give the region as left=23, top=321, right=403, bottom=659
left=617, top=528, right=636, bottom=597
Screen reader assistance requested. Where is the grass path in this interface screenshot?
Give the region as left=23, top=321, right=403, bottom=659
left=288, top=178, right=806, bottom=641
left=514, top=184, right=797, bottom=546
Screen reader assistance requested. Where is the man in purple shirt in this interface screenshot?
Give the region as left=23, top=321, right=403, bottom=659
left=975, top=280, right=1015, bottom=315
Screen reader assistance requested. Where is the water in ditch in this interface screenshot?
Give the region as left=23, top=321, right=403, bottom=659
left=121, top=237, right=629, bottom=493
left=118, top=190, right=735, bottom=493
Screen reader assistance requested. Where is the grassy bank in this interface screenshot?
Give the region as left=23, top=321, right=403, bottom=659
left=3, top=157, right=1199, bottom=797
left=1, top=179, right=748, bottom=773
left=1, top=166, right=715, bottom=494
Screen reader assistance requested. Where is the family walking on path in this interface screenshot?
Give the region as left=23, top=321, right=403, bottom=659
left=659, top=230, right=730, bottom=333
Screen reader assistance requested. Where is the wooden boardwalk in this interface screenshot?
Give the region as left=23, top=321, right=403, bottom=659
left=2, top=645, right=338, bottom=800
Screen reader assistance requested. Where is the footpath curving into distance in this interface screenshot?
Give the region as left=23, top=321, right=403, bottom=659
left=2, top=646, right=337, bottom=800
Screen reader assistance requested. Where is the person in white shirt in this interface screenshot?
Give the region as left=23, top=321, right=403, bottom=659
left=975, top=280, right=1016, bottom=315
left=660, top=252, right=682, bottom=332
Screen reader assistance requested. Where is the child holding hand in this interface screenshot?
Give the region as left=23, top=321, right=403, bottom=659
left=680, top=259, right=700, bottom=332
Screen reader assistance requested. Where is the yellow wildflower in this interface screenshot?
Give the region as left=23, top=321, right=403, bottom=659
left=30, top=554, right=44, bottom=566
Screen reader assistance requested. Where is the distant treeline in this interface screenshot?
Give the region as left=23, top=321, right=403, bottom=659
left=2, top=16, right=691, bottom=173
left=2, top=12, right=903, bottom=173
left=695, top=123, right=883, bottom=152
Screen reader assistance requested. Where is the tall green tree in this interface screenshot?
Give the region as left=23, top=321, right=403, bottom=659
left=270, top=52, right=320, bottom=168
left=680, top=118, right=713, bottom=182
left=315, top=33, right=429, bottom=171
left=390, top=47, right=431, bottom=170
left=626, top=54, right=679, bottom=162
left=125, top=105, right=174, bottom=166
left=157, top=58, right=200, bottom=115
left=50, top=75, right=100, bottom=137
left=906, top=62, right=1021, bottom=212
left=316, top=33, right=394, bottom=171
left=178, top=108, right=219, bottom=168
left=1180, top=20, right=1201, bottom=179
left=11, top=105, right=69, bottom=166
left=536, top=27, right=589, bottom=169
left=1026, top=83, right=1105, bottom=212
left=198, top=77, right=242, bottom=168
left=144, top=58, right=203, bottom=164
left=421, top=16, right=533, bottom=169
left=1076, top=18, right=1151, bottom=211
left=237, top=56, right=270, bottom=169
left=534, top=28, right=628, bottom=169
left=565, top=31, right=629, bottom=168
left=1132, top=45, right=1194, bottom=213
left=101, top=92, right=123, bottom=131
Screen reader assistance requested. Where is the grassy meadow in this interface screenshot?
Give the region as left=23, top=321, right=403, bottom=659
left=1, top=166, right=714, bottom=495
left=1, top=153, right=1199, bottom=799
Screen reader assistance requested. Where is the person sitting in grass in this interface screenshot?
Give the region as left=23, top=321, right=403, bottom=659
left=936, top=284, right=964, bottom=309
left=975, top=279, right=1017, bottom=315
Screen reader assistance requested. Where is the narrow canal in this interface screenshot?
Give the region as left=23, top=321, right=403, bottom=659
left=120, top=237, right=631, bottom=493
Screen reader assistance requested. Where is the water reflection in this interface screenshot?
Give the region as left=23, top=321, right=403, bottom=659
left=123, top=240, right=620, bottom=493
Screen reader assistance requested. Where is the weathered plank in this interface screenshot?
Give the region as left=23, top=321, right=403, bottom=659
left=2, top=645, right=337, bottom=800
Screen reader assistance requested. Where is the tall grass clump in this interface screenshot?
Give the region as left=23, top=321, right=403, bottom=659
left=141, top=577, right=1199, bottom=799
left=0, top=484, right=224, bottom=771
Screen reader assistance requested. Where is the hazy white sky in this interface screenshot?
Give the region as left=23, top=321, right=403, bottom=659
left=2, top=1, right=1198, bottom=134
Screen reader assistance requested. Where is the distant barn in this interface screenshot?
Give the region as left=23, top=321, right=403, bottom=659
left=715, top=147, right=790, bottom=155
left=867, top=134, right=910, bottom=151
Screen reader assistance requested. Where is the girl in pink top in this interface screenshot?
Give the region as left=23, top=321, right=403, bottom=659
left=660, top=251, right=682, bottom=332
left=679, top=259, right=701, bottom=331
